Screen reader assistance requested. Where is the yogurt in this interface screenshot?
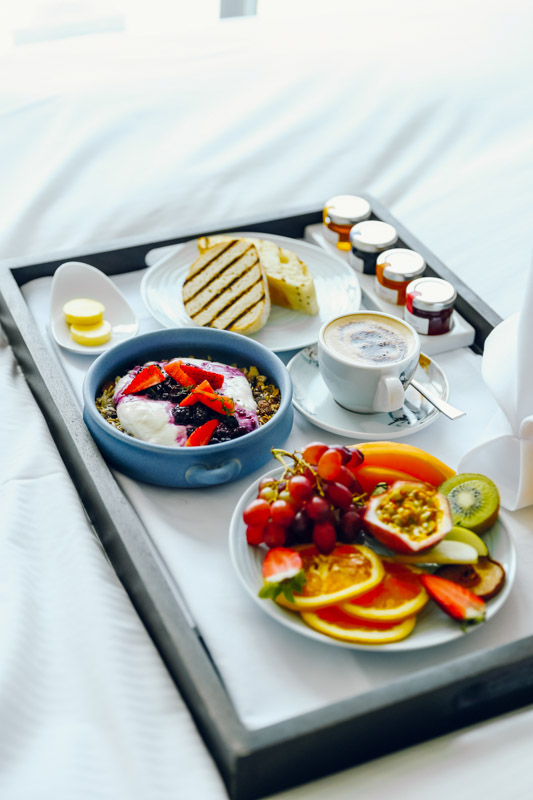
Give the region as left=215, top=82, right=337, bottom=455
left=113, top=358, right=259, bottom=447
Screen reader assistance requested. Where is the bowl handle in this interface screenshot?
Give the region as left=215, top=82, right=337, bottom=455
left=185, top=458, right=242, bottom=486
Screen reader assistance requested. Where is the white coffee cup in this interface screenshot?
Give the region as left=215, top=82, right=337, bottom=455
left=317, top=311, right=421, bottom=413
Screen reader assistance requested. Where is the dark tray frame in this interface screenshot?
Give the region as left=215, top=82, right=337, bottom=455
left=2, top=194, right=531, bottom=800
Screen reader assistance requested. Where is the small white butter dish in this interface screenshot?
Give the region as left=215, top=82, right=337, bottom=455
left=49, top=261, right=139, bottom=355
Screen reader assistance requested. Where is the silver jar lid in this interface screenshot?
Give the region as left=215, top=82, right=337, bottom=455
left=324, top=195, right=371, bottom=226
left=377, top=248, right=425, bottom=283
left=406, top=277, right=457, bottom=311
left=349, top=220, right=398, bottom=253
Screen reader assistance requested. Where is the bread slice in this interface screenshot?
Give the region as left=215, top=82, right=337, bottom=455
left=182, top=239, right=270, bottom=335
left=198, top=235, right=319, bottom=316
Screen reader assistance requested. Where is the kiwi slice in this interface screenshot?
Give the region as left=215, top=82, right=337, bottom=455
left=439, top=473, right=500, bottom=534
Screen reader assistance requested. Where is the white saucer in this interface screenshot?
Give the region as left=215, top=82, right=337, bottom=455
left=287, top=346, right=449, bottom=440
left=49, top=261, right=139, bottom=355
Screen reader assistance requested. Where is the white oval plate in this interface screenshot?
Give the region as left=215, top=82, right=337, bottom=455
left=229, top=467, right=516, bottom=652
left=140, top=232, right=362, bottom=352
left=288, top=346, right=449, bottom=440
left=50, top=261, right=139, bottom=355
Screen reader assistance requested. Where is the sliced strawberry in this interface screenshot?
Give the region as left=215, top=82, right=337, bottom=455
left=180, top=362, right=225, bottom=390
left=123, top=364, right=165, bottom=395
left=195, top=390, right=235, bottom=416
left=262, top=547, right=303, bottom=582
left=421, top=573, right=486, bottom=623
left=259, top=547, right=306, bottom=604
left=179, top=380, right=215, bottom=407
left=165, top=360, right=196, bottom=387
left=185, top=418, right=219, bottom=447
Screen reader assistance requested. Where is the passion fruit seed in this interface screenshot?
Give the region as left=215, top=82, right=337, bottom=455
left=376, top=484, right=442, bottom=541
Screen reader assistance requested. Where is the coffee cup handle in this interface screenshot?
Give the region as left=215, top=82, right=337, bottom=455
left=373, top=375, right=405, bottom=413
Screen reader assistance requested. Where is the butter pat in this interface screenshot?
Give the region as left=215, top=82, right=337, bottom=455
left=63, top=297, right=105, bottom=326
left=70, top=319, right=112, bottom=346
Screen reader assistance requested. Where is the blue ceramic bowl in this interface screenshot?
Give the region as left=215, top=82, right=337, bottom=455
left=82, top=327, right=293, bottom=488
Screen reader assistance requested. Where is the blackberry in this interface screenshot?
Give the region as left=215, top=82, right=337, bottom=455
left=173, top=403, right=213, bottom=426
left=144, top=377, right=189, bottom=403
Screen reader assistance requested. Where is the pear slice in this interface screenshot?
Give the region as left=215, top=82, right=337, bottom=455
left=392, top=540, right=478, bottom=565
left=444, top=526, right=488, bottom=556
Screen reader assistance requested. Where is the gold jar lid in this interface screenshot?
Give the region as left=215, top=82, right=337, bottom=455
left=377, top=248, right=426, bottom=282
left=324, top=195, right=371, bottom=226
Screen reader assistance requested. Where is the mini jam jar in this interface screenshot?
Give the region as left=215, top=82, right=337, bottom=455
left=322, top=195, right=371, bottom=250
left=375, top=248, right=426, bottom=306
left=404, top=277, right=457, bottom=335
left=349, top=220, right=398, bottom=274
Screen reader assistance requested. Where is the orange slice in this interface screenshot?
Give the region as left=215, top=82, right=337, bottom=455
left=341, top=560, right=428, bottom=622
left=276, top=544, right=384, bottom=612
left=301, top=605, right=416, bottom=644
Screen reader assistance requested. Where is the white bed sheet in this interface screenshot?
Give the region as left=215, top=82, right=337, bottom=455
left=1, top=4, right=533, bottom=799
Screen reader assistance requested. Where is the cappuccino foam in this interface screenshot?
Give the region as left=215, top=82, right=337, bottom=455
left=324, top=315, right=412, bottom=365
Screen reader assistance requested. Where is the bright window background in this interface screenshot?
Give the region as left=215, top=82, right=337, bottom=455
left=0, top=1, right=222, bottom=50
left=0, top=1, right=361, bottom=51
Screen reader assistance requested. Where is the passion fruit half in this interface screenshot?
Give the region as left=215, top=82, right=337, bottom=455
left=364, top=480, right=453, bottom=554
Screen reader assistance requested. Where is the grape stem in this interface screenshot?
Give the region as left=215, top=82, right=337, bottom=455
left=271, top=448, right=301, bottom=470
left=271, top=448, right=326, bottom=496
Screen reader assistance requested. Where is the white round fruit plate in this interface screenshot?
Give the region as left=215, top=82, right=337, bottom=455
left=229, top=467, right=517, bottom=652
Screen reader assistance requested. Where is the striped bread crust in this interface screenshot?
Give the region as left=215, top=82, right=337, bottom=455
left=182, top=239, right=270, bottom=334
left=197, top=234, right=319, bottom=315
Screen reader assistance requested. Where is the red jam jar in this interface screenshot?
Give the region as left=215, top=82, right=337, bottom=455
left=375, top=248, right=425, bottom=306
left=323, top=195, right=371, bottom=250
left=404, top=277, right=457, bottom=335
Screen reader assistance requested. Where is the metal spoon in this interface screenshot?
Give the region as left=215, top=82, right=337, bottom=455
left=410, top=378, right=466, bottom=420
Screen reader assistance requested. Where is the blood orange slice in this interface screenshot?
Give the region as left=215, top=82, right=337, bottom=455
left=341, top=560, right=428, bottom=622
left=301, top=605, right=416, bottom=644
left=276, top=544, right=384, bottom=612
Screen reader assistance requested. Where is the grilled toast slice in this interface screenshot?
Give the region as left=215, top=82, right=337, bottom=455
left=182, top=239, right=270, bottom=335
left=197, top=235, right=319, bottom=316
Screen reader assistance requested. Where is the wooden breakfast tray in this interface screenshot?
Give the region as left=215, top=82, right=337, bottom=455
left=2, top=196, right=532, bottom=800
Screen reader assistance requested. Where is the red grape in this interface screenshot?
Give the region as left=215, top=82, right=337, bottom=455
left=302, top=441, right=329, bottom=465
left=246, top=525, right=264, bottom=546
left=305, top=495, right=330, bottom=521
left=347, top=447, right=364, bottom=470
left=332, top=445, right=353, bottom=465
left=339, top=509, right=365, bottom=542
left=312, top=521, right=337, bottom=554
left=243, top=498, right=271, bottom=527
left=335, top=465, right=357, bottom=490
left=288, top=475, right=313, bottom=502
left=263, top=521, right=287, bottom=548
left=325, top=481, right=353, bottom=510
left=270, top=499, right=296, bottom=527
left=290, top=510, right=312, bottom=542
left=317, top=449, right=342, bottom=481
